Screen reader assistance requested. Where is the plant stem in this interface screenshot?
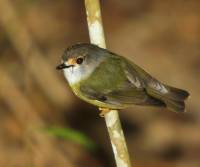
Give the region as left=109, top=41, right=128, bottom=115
left=84, top=0, right=132, bottom=166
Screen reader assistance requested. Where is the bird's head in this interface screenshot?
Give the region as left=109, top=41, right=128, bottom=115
left=56, top=43, right=106, bottom=85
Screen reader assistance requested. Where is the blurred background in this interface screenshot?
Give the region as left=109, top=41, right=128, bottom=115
left=0, top=0, right=199, bottom=167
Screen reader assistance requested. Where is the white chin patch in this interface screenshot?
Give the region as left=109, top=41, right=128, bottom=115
left=63, top=66, right=83, bottom=85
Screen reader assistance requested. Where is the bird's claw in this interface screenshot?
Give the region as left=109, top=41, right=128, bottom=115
left=99, top=108, right=110, bottom=117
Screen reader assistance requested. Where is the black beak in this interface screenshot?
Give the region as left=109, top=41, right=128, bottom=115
left=56, top=63, right=73, bottom=70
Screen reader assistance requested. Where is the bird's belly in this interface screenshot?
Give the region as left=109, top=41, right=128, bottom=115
left=70, top=84, right=125, bottom=109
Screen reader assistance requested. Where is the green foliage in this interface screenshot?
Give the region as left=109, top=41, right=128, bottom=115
left=45, top=126, right=97, bottom=151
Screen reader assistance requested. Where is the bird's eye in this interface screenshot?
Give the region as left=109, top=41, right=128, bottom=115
left=76, top=57, right=84, bottom=64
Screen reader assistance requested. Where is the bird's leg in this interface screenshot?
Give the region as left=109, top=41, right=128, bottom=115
left=99, top=107, right=111, bottom=117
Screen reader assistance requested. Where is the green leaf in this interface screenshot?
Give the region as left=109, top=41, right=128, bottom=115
left=44, top=126, right=97, bottom=151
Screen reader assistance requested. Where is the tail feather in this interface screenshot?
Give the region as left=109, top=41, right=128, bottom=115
left=165, top=85, right=190, bottom=101
left=164, top=98, right=186, bottom=112
left=146, top=83, right=190, bottom=113
left=163, top=85, right=189, bottom=112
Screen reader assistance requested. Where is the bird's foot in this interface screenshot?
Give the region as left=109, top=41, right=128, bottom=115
left=99, top=108, right=110, bottom=117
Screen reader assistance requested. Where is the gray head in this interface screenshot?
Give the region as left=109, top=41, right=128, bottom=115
left=56, top=43, right=106, bottom=85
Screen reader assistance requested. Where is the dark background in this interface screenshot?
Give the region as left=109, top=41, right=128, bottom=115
left=0, top=0, right=199, bottom=167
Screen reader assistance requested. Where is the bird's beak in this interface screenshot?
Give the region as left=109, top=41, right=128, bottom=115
left=56, top=63, right=73, bottom=70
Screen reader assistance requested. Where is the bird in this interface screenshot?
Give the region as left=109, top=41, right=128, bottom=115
left=56, top=43, right=190, bottom=116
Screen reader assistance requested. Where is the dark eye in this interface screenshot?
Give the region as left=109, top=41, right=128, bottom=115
left=76, top=57, right=84, bottom=64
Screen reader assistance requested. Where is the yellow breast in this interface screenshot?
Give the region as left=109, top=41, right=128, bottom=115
left=70, top=83, right=122, bottom=109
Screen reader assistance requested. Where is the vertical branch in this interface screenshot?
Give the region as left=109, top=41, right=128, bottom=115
left=85, top=0, right=106, bottom=48
left=84, top=0, right=132, bottom=167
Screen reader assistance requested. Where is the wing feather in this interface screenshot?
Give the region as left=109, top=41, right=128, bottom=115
left=79, top=56, right=163, bottom=107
